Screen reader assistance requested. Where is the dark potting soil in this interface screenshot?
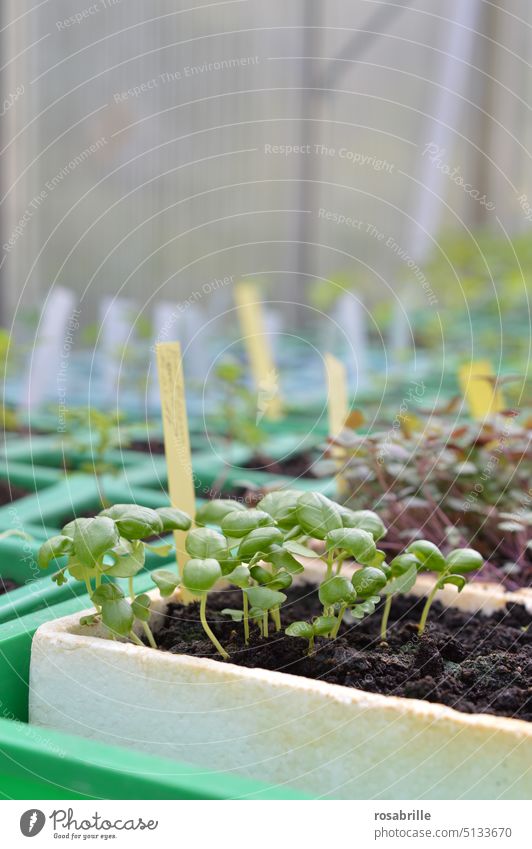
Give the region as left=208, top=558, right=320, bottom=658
left=128, top=439, right=166, bottom=455
left=0, top=480, right=30, bottom=506
left=242, top=451, right=318, bottom=479
left=155, top=584, right=532, bottom=722
left=0, top=578, right=20, bottom=595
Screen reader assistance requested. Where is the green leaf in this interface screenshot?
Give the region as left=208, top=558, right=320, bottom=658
left=285, top=620, right=313, bottom=640
left=66, top=555, right=94, bottom=583
left=351, top=567, right=387, bottom=599
left=195, top=499, right=246, bottom=526
left=91, top=584, right=134, bottom=638
left=104, top=540, right=145, bottom=577
left=155, top=507, right=192, bottom=532
left=283, top=540, right=320, bottom=559
left=390, top=553, right=420, bottom=576
left=38, top=535, right=74, bottom=570
left=312, top=616, right=337, bottom=636
left=131, top=593, right=151, bottom=622
left=51, top=569, right=68, bottom=586
left=73, top=517, right=120, bottom=569
left=221, top=608, right=244, bottom=622
left=220, top=509, right=274, bottom=538
left=319, top=576, right=355, bottom=607
left=151, top=569, right=180, bottom=597
left=264, top=546, right=305, bottom=574
left=268, top=571, right=293, bottom=592
left=182, top=558, right=222, bottom=594
left=257, top=490, right=300, bottom=528
left=237, top=526, right=283, bottom=559
left=438, top=573, right=467, bottom=592
left=79, top=614, right=99, bottom=627
left=351, top=598, right=377, bottom=619
left=295, top=492, right=343, bottom=539
left=99, top=505, right=164, bottom=540
left=249, top=564, right=272, bottom=585
left=143, top=542, right=174, bottom=558
left=406, top=540, right=446, bottom=573
left=368, top=549, right=387, bottom=568
left=224, top=564, right=250, bottom=588
left=382, top=562, right=417, bottom=596
left=185, top=527, right=228, bottom=560
left=339, top=508, right=386, bottom=541
left=324, top=528, right=376, bottom=565
left=445, top=548, right=483, bottom=574
left=244, top=586, right=286, bottom=610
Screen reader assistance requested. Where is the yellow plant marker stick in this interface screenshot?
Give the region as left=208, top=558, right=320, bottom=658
left=325, top=353, right=349, bottom=438
left=234, top=282, right=282, bottom=420
left=156, top=342, right=196, bottom=568
left=325, top=353, right=350, bottom=496
left=458, top=361, right=505, bottom=420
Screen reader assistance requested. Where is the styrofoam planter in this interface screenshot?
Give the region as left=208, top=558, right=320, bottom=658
left=29, top=567, right=532, bottom=800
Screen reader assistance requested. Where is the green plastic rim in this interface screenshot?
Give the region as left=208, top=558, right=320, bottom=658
left=0, top=584, right=308, bottom=800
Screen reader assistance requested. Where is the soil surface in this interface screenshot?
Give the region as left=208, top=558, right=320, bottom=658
left=128, top=439, right=166, bottom=455
left=0, top=480, right=30, bottom=506
left=243, top=451, right=318, bottom=479
left=0, top=578, right=20, bottom=595
left=155, top=584, right=532, bottom=722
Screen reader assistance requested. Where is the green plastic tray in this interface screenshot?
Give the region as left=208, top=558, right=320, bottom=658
left=0, top=585, right=307, bottom=799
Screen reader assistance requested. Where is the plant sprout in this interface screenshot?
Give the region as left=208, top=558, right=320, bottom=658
left=38, top=490, right=484, bottom=663
left=61, top=407, right=131, bottom=507
left=38, top=504, right=191, bottom=647
left=326, top=411, right=530, bottom=588
left=406, top=542, right=484, bottom=634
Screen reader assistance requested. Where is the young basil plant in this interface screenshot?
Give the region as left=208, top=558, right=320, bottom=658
left=285, top=616, right=337, bottom=655
left=37, top=504, right=191, bottom=649
left=379, top=553, right=420, bottom=641
left=406, top=542, right=484, bottom=634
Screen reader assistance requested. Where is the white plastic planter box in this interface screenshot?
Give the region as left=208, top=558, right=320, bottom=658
left=29, top=574, right=532, bottom=800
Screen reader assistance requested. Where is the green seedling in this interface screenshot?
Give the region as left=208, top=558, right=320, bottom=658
left=38, top=503, right=189, bottom=648
left=379, top=553, right=420, bottom=641
left=285, top=616, right=337, bottom=655
left=407, top=542, right=484, bottom=634
left=61, top=407, right=131, bottom=507
left=38, top=492, right=485, bottom=666
left=182, top=556, right=228, bottom=659
left=244, top=586, right=287, bottom=638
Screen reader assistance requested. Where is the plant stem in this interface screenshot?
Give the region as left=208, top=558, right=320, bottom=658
left=325, top=551, right=334, bottom=581
left=200, top=594, right=229, bottom=659
left=242, top=590, right=250, bottom=644
left=262, top=611, right=269, bottom=639
left=331, top=604, right=347, bottom=638
left=380, top=595, right=392, bottom=641
left=307, top=634, right=315, bottom=656
left=128, top=576, right=134, bottom=601
left=335, top=554, right=347, bottom=575
left=418, top=581, right=441, bottom=635
left=271, top=606, right=281, bottom=631
left=142, top=621, right=157, bottom=649
left=129, top=631, right=144, bottom=647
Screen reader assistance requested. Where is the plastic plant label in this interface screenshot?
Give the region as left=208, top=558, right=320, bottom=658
left=325, top=353, right=348, bottom=438
left=20, top=286, right=77, bottom=411
left=458, top=360, right=505, bottom=420
left=325, top=353, right=349, bottom=494
left=234, top=282, right=282, bottom=420
left=156, top=342, right=196, bottom=567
